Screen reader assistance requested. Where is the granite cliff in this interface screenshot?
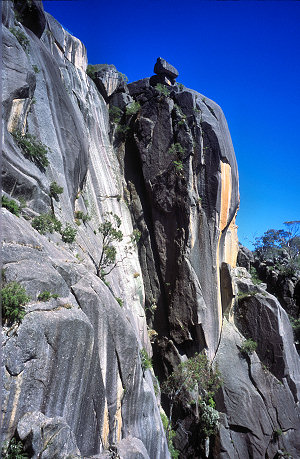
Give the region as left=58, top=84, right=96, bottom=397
left=1, top=1, right=300, bottom=458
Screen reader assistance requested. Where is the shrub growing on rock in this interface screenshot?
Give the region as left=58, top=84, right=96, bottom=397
left=1, top=282, right=29, bottom=325
left=250, top=266, right=262, bottom=285
left=115, top=297, right=123, bottom=307
left=289, top=316, right=300, bottom=342
left=32, top=213, right=62, bottom=234
left=161, top=353, right=222, bottom=445
left=86, top=64, right=97, bottom=79
left=12, top=130, right=50, bottom=169
left=155, top=83, right=170, bottom=97
left=75, top=210, right=90, bottom=224
left=109, top=105, right=123, bottom=124
left=49, top=181, right=64, bottom=200
left=118, top=71, right=128, bottom=83
left=160, top=412, right=179, bottom=459
left=240, top=338, right=257, bottom=356
left=173, top=160, right=183, bottom=173
left=1, top=195, right=20, bottom=216
left=38, top=291, right=59, bottom=301
left=168, top=143, right=185, bottom=157
left=61, top=224, right=77, bottom=243
left=9, top=27, right=29, bottom=52
left=126, top=101, right=141, bottom=116
left=198, top=400, right=220, bottom=437
left=2, top=437, right=29, bottom=459
left=140, top=348, right=152, bottom=372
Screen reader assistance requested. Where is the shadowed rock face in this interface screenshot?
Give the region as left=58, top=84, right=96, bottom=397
left=2, top=2, right=300, bottom=458
left=125, top=79, right=239, bottom=366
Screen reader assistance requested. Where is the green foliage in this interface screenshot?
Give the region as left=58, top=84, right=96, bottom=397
left=140, top=348, right=152, bottom=372
left=86, top=64, right=98, bottom=79
left=38, top=291, right=59, bottom=301
left=161, top=411, right=169, bottom=431
left=96, top=213, right=139, bottom=278
left=9, top=27, right=29, bottom=52
left=173, top=160, right=183, bottom=172
left=2, top=437, right=28, bottom=459
left=160, top=412, right=180, bottom=459
left=115, top=297, right=123, bottom=307
left=162, top=353, right=222, bottom=404
left=130, top=229, right=141, bottom=244
left=115, top=124, right=130, bottom=135
left=32, top=213, right=62, bottom=234
left=250, top=267, right=262, bottom=285
left=198, top=401, right=220, bottom=437
left=168, top=143, right=185, bottom=174
left=289, top=316, right=300, bottom=342
left=49, top=181, right=64, bottom=200
left=1, top=282, right=29, bottom=325
left=109, top=105, right=123, bottom=123
left=273, top=428, right=283, bottom=440
left=237, top=290, right=257, bottom=300
left=75, top=211, right=84, bottom=219
left=254, top=222, right=300, bottom=262
left=276, top=259, right=300, bottom=278
left=240, top=338, right=257, bottom=356
left=155, top=83, right=170, bottom=97
left=32, top=64, right=40, bottom=73
left=75, top=210, right=90, bottom=223
left=61, top=224, right=77, bottom=243
left=168, top=143, right=185, bottom=157
left=177, top=83, right=184, bottom=91
left=32, top=213, right=76, bottom=243
left=118, top=72, right=128, bottom=83
left=153, top=376, right=160, bottom=396
left=2, top=195, right=20, bottom=216
left=12, top=130, right=50, bottom=169
left=126, top=101, right=141, bottom=116
left=98, top=212, right=123, bottom=277
left=161, top=353, right=222, bottom=446
left=173, top=105, right=187, bottom=125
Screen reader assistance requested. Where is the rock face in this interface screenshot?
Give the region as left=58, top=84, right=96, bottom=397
left=2, top=2, right=300, bottom=458
left=237, top=245, right=300, bottom=318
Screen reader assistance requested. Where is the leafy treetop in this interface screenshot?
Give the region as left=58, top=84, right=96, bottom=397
left=254, top=221, right=300, bottom=261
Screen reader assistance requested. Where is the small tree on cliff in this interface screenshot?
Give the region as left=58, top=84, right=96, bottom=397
left=161, top=353, right=222, bottom=445
left=96, top=212, right=140, bottom=279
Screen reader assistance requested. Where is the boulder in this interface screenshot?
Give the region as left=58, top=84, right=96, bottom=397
left=237, top=245, right=254, bottom=271
left=17, top=411, right=81, bottom=459
left=88, top=64, right=126, bottom=100
left=154, top=57, right=179, bottom=83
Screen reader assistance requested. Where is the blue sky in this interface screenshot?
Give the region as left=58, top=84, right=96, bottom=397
left=44, top=0, right=300, bottom=249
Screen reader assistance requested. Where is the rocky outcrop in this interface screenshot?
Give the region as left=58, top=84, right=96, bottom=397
left=150, top=57, right=179, bottom=86
left=214, top=267, right=300, bottom=458
left=87, top=64, right=127, bottom=101
left=237, top=245, right=254, bottom=271
left=2, top=2, right=300, bottom=458
left=237, top=245, right=300, bottom=317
